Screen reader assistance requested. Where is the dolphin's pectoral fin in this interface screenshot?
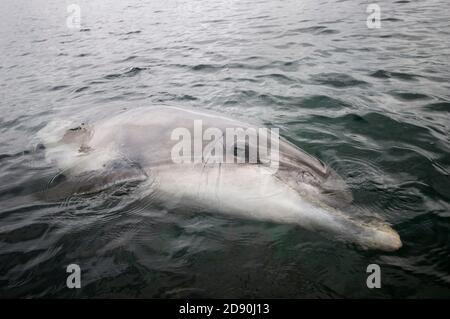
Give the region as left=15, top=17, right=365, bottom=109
left=43, top=159, right=148, bottom=200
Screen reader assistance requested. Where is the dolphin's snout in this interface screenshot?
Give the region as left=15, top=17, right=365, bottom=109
left=359, top=224, right=402, bottom=251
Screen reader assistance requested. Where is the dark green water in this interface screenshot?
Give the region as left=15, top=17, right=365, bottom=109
left=0, top=0, right=449, bottom=298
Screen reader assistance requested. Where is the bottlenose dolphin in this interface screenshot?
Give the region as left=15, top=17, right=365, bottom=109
left=37, top=105, right=402, bottom=251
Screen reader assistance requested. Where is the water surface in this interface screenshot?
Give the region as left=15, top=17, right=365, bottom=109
left=0, top=0, right=449, bottom=298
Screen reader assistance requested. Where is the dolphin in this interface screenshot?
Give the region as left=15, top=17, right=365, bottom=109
left=36, top=105, right=402, bottom=251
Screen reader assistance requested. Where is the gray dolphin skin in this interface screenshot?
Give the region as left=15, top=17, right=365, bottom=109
left=37, top=106, right=402, bottom=251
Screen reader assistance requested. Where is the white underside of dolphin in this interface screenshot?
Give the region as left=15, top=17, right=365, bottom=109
left=36, top=105, right=402, bottom=251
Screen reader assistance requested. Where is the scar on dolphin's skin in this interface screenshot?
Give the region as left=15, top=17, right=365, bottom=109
left=60, top=123, right=94, bottom=154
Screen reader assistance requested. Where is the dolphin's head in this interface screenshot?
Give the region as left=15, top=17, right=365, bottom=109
left=225, top=135, right=402, bottom=251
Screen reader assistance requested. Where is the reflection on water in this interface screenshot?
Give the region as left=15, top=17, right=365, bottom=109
left=0, top=0, right=449, bottom=298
